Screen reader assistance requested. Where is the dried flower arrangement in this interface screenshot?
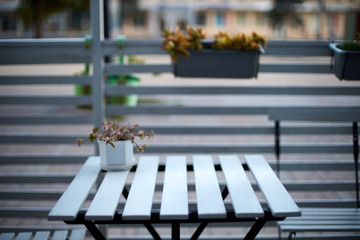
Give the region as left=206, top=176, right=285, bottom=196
left=77, top=122, right=154, bottom=152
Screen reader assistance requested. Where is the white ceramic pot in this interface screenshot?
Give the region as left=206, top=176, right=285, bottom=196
left=98, top=140, right=134, bottom=171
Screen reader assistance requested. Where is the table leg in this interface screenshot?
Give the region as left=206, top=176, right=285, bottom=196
left=190, top=187, right=229, bottom=240
left=243, top=217, right=267, bottom=240
left=84, top=222, right=106, bottom=240
left=144, top=223, right=162, bottom=240
left=353, top=122, right=359, bottom=208
left=172, top=223, right=180, bottom=240
left=275, top=121, right=281, bottom=178
left=190, top=223, right=208, bottom=240
left=244, top=209, right=278, bottom=240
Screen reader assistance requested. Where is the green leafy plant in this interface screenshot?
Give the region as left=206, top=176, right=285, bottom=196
left=162, top=27, right=191, bottom=63
left=338, top=33, right=360, bottom=51
left=251, top=32, right=267, bottom=49
left=162, top=26, right=266, bottom=63
left=128, top=55, right=146, bottom=64
left=212, top=31, right=232, bottom=50
left=77, top=122, right=154, bottom=152
left=213, top=32, right=267, bottom=50
left=186, top=25, right=206, bottom=50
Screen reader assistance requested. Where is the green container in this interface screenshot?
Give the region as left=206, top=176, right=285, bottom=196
left=74, top=64, right=92, bottom=108
left=74, top=84, right=92, bottom=95
left=107, top=75, right=139, bottom=106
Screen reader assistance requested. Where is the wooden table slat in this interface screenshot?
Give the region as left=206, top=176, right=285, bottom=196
left=245, top=155, right=301, bottom=218
left=160, top=156, right=189, bottom=220
left=33, top=231, right=50, bottom=240
left=15, top=232, right=32, bottom=240
left=48, top=157, right=101, bottom=221
left=193, top=155, right=226, bottom=219
left=0, top=233, right=15, bottom=240
left=219, top=155, right=264, bottom=218
left=51, top=230, right=68, bottom=240
left=68, top=229, right=86, bottom=240
left=85, top=170, right=130, bottom=220
left=122, top=156, right=159, bottom=220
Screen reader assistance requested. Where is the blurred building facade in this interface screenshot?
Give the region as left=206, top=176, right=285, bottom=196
left=0, top=0, right=90, bottom=38
left=128, top=0, right=360, bottom=40
left=0, top=0, right=359, bottom=40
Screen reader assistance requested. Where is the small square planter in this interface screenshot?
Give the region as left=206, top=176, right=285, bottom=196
left=329, top=43, right=360, bottom=81
left=174, top=46, right=263, bottom=79
left=98, top=140, right=134, bottom=171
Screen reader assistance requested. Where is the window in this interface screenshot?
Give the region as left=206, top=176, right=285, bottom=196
left=216, top=12, right=226, bottom=27
left=70, top=11, right=89, bottom=30
left=177, top=20, right=187, bottom=31
left=256, top=13, right=267, bottom=26
left=330, top=13, right=340, bottom=28
left=197, top=12, right=206, bottom=26
left=134, top=11, right=147, bottom=27
left=1, top=13, right=16, bottom=31
left=237, top=12, right=246, bottom=26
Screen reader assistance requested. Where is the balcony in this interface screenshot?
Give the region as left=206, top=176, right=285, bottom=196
left=0, top=36, right=359, bottom=239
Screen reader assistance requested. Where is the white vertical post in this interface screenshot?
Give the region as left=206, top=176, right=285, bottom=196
left=91, top=3, right=106, bottom=238
left=91, top=0, right=105, bottom=156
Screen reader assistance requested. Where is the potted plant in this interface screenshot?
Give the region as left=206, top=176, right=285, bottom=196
left=329, top=34, right=360, bottom=80
left=77, top=122, right=154, bottom=171
left=162, top=26, right=266, bottom=79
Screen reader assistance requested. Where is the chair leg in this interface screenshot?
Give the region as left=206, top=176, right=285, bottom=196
left=277, top=226, right=281, bottom=240
left=287, top=232, right=295, bottom=240
left=275, top=121, right=281, bottom=178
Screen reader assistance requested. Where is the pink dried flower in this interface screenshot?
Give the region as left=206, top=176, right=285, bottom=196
left=77, top=122, right=154, bottom=152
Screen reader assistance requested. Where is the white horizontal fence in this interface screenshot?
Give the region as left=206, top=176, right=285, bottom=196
left=0, top=39, right=94, bottom=176
left=0, top=35, right=359, bottom=239
left=99, top=39, right=359, bottom=155
left=0, top=38, right=358, bottom=158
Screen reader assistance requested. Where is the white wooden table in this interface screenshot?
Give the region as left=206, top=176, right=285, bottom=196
left=48, top=154, right=301, bottom=240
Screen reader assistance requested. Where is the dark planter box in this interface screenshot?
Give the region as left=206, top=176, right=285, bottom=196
left=329, top=43, right=360, bottom=81
left=174, top=47, right=263, bottom=79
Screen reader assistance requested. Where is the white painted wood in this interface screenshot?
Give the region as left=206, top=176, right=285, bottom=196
left=193, top=155, right=226, bottom=219
left=0, top=233, right=14, bottom=240
left=105, top=85, right=360, bottom=96
left=122, top=156, right=159, bottom=220
left=0, top=76, right=91, bottom=85
left=33, top=231, right=50, bottom=240
left=301, top=207, right=360, bottom=213
left=51, top=230, right=68, bottom=240
left=90, top=0, right=105, bottom=131
left=68, top=229, right=86, bottom=240
left=219, top=155, right=264, bottom=218
left=105, top=64, right=172, bottom=75
left=245, top=155, right=301, bottom=218
left=0, top=134, right=85, bottom=144
left=0, top=96, right=91, bottom=105
left=160, top=156, right=188, bottom=220
left=15, top=232, right=32, bottom=240
left=0, top=116, right=91, bottom=125
left=268, top=108, right=360, bottom=122
left=86, top=170, right=129, bottom=220
left=48, top=157, right=101, bottom=221
left=281, top=225, right=360, bottom=232
left=282, top=220, right=360, bottom=225
left=106, top=105, right=268, bottom=116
